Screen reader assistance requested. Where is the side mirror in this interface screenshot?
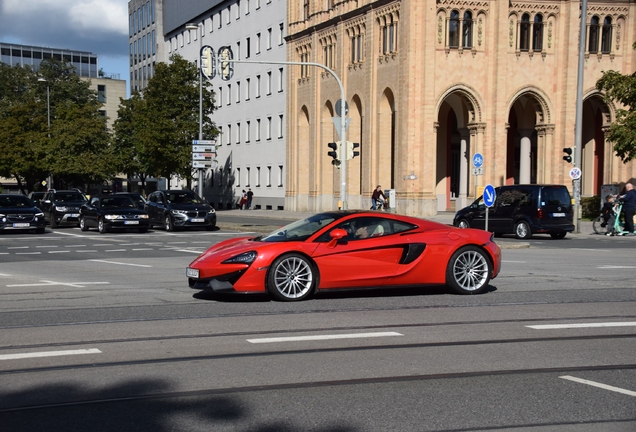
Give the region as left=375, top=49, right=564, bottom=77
left=327, top=228, right=348, bottom=248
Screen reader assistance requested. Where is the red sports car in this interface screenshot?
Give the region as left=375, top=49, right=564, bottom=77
left=186, top=211, right=501, bottom=301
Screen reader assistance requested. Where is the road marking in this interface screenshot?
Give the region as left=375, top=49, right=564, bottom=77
left=67, top=244, right=86, bottom=247
left=0, top=253, right=8, bottom=255
left=502, top=260, right=526, bottom=263
left=48, top=250, right=70, bottom=254
left=560, top=376, right=636, bottom=397
left=598, top=265, right=636, bottom=269
left=6, top=281, right=110, bottom=288
left=0, top=348, right=101, bottom=361
left=132, top=248, right=153, bottom=251
left=247, top=332, right=403, bottom=344
left=53, top=231, right=86, bottom=238
left=0, top=273, right=11, bottom=276
left=526, top=322, right=636, bottom=329
left=36, top=245, right=58, bottom=248
left=176, top=249, right=204, bottom=254
left=75, top=250, right=98, bottom=253
left=93, top=244, right=115, bottom=247
left=8, top=246, right=29, bottom=249
left=89, top=259, right=152, bottom=268
left=105, top=249, right=127, bottom=252
left=15, top=252, right=41, bottom=255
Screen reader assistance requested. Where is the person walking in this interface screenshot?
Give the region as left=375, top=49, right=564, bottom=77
left=246, top=189, right=254, bottom=210
left=238, top=190, right=247, bottom=210
left=619, top=182, right=636, bottom=235
left=371, top=185, right=386, bottom=210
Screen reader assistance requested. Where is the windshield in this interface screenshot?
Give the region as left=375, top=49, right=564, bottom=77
left=167, top=191, right=203, bottom=204
left=56, top=192, right=87, bottom=202
left=0, top=195, right=34, bottom=208
left=101, top=197, right=136, bottom=208
left=259, top=213, right=339, bottom=242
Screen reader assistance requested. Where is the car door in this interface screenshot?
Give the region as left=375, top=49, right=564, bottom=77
left=310, top=217, right=405, bottom=289
left=146, top=192, right=161, bottom=224
left=82, top=197, right=100, bottom=227
left=490, top=188, right=521, bottom=233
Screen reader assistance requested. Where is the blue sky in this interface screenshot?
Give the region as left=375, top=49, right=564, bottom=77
left=0, top=0, right=130, bottom=96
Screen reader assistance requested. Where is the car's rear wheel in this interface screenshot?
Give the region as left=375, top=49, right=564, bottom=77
left=550, top=232, right=567, bottom=239
left=514, top=221, right=531, bottom=239
left=98, top=218, right=108, bottom=234
left=267, top=253, right=315, bottom=301
left=446, top=246, right=491, bottom=295
left=164, top=214, right=174, bottom=232
left=79, top=217, right=89, bottom=231
left=457, top=219, right=470, bottom=229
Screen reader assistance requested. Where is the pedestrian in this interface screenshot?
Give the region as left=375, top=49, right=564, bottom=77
left=238, top=190, right=247, bottom=210
left=246, top=188, right=254, bottom=210
left=601, top=194, right=616, bottom=236
left=371, top=185, right=386, bottom=210
left=619, top=182, right=636, bottom=236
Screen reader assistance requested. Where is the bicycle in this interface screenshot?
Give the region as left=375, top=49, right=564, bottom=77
left=593, top=201, right=626, bottom=236
left=372, top=197, right=388, bottom=211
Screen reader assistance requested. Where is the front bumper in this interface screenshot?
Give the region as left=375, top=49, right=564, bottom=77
left=52, top=211, right=81, bottom=226
left=0, top=219, right=46, bottom=231
left=173, top=213, right=217, bottom=228
left=105, top=219, right=150, bottom=230
left=187, top=269, right=247, bottom=293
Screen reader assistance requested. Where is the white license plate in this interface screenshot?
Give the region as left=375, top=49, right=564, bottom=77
left=124, top=220, right=139, bottom=225
left=186, top=268, right=199, bottom=278
left=552, top=213, right=566, bottom=217
left=191, top=218, right=205, bottom=222
left=67, top=213, right=80, bottom=217
left=13, top=223, right=30, bottom=228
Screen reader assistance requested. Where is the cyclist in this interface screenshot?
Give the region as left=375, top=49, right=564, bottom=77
left=601, top=195, right=616, bottom=236
left=371, top=185, right=387, bottom=210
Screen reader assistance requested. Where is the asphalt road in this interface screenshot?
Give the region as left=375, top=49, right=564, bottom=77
left=0, top=226, right=635, bottom=431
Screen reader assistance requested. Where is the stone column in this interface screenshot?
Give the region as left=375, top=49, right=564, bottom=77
left=602, top=125, right=613, bottom=184
left=519, top=129, right=533, bottom=184
left=467, top=123, right=486, bottom=197
left=456, top=128, right=470, bottom=209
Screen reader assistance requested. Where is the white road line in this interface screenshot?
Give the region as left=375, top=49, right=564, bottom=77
left=75, top=250, right=98, bottom=253
left=247, top=332, right=403, bottom=344
left=560, top=376, right=636, bottom=397
left=0, top=348, right=101, bottom=361
left=598, top=265, right=636, bottom=269
left=526, top=322, right=636, bottom=330
left=89, top=259, right=152, bottom=268
left=48, top=250, right=70, bottom=254
left=176, top=249, right=204, bottom=254
left=8, top=246, right=29, bottom=249
left=67, top=245, right=86, bottom=247
left=36, top=245, right=58, bottom=248
left=0, top=253, right=8, bottom=255
left=168, top=242, right=187, bottom=244
left=0, top=273, right=11, bottom=276
left=15, top=252, right=41, bottom=255
left=93, top=244, right=115, bottom=247
left=132, top=248, right=153, bottom=251
left=502, top=260, right=526, bottom=263
left=105, top=249, right=127, bottom=252
left=6, top=281, right=110, bottom=288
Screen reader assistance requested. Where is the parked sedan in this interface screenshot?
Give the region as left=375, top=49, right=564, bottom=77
left=0, top=194, right=46, bottom=234
left=80, top=196, right=150, bottom=234
left=145, top=190, right=216, bottom=231
left=187, top=210, right=501, bottom=301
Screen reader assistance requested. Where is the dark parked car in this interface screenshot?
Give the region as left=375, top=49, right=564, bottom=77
left=80, top=195, right=150, bottom=234
left=145, top=190, right=216, bottom=231
left=27, top=191, right=46, bottom=207
left=40, top=189, right=88, bottom=228
left=453, top=184, right=574, bottom=239
left=0, top=194, right=46, bottom=234
left=115, top=192, right=147, bottom=210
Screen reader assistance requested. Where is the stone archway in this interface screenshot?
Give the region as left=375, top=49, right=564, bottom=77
left=582, top=93, right=612, bottom=195
left=376, top=89, right=395, bottom=190
left=296, top=105, right=310, bottom=210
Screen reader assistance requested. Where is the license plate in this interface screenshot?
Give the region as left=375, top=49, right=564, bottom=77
left=186, top=268, right=199, bottom=278
left=67, top=213, right=80, bottom=217
left=13, top=223, right=30, bottom=228
left=124, top=220, right=139, bottom=225
left=191, top=218, right=204, bottom=222
left=552, top=213, right=566, bottom=217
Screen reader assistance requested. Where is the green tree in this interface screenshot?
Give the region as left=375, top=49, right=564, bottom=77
left=596, top=42, right=636, bottom=163
left=113, top=54, right=218, bottom=190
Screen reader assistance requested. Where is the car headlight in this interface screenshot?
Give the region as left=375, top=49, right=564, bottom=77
left=104, top=214, right=123, bottom=220
left=222, top=251, right=257, bottom=264
left=138, top=214, right=149, bottom=219
left=171, top=209, right=187, bottom=215
left=208, top=208, right=216, bottom=214
left=36, top=212, right=44, bottom=217
left=55, top=206, right=67, bottom=212
left=0, top=214, right=5, bottom=218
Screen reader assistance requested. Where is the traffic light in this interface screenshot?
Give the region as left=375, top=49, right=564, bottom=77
left=562, top=147, right=573, bottom=163
left=327, top=142, right=340, bottom=166
left=200, top=46, right=216, bottom=80
left=346, top=142, right=360, bottom=160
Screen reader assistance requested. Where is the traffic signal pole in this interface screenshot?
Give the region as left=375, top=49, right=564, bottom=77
left=572, top=0, right=588, bottom=234
left=224, top=60, right=349, bottom=210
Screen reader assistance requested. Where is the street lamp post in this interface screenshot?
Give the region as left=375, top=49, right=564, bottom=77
left=186, top=23, right=204, bottom=199
left=38, top=78, right=52, bottom=189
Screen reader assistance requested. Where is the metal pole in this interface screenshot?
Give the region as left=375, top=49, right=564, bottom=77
left=225, top=59, right=348, bottom=209
left=198, top=25, right=204, bottom=199
left=573, top=0, right=588, bottom=234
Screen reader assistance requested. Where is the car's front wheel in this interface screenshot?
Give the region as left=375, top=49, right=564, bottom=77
left=267, top=253, right=316, bottom=301
left=457, top=219, right=470, bottom=229
left=514, top=221, right=531, bottom=239
left=79, top=217, right=89, bottom=231
left=98, top=218, right=108, bottom=234
left=446, top=246, right=491, bottom=295
left=164, top=214, right=174, bottom=232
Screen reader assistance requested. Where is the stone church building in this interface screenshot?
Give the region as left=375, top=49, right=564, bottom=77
left=284, top=0, right=636, bottom=215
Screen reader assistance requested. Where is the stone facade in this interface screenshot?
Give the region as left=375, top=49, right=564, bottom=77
left=285, top=0, right=636, bottom=216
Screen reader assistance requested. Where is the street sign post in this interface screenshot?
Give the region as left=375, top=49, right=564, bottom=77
left=483, top=184, right=496, bottom=232
left=472, top=153, right=484, bottom=168
left=472, top=167, right=483, bottom=176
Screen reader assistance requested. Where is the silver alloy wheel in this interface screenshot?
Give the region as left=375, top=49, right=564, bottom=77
left=165, top=214, right=173, bottom=231
left=515, top=221, right=530, bottom=239
left=271, top=255, right=314, bottom=300
left=80, top=217, right=88, bottom=231
left=458, top=219, right=469, bottom=229
left=451, top=249, right=489, bottom=292
left=98, top=218, right=106, bottom=234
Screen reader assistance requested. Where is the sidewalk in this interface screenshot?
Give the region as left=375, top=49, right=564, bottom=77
left=216, top=208, right=596, bottom=236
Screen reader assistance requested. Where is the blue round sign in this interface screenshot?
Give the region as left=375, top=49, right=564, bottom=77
left=483, top=184, right=496, bottom=208
left=472, top=153, right=484, bottom=168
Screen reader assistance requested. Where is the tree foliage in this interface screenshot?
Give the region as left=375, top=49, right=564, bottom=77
left=596, top=42, right=636, bottom=163
left=113, top=54, right=218, bottom=190
left=0, top=59, right=113, bottom=192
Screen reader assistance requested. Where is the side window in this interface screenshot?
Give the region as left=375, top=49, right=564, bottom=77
left=90, top=197, right=99, bottom=206
left=497, top=190, right=524, bottom=207
left=517, top=189, right=535, bottom=207
left=317, top=217, right=410, bottom=242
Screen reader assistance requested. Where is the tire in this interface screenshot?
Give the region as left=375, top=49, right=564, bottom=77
left=164, top=214, right=174, bottom=232
left=446, top=246, right=492, bottom=295
left=592, top=216, right=607, bottom=235
left=79, top=217, right=89, bottom=231
left=514, top=221, right=531, bottom=240
left=50, top=214, right=58, bottom=228
left=98, top=218, right=108, bottom=234
left=550, top=232, right=567, bottom=239
left=267, top=253, right=316, bottom=301
left=457, top=219, right=470, bottom=229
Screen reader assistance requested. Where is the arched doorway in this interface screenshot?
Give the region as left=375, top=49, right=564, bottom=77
left=376, top=89, right=395, bottom=190
left=581, top=94, right=611, bottom=195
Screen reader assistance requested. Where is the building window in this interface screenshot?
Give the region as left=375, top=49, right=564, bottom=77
left=299, top=49, right=310, bottom=78
left=601, top=17, right=612, bottom=54
left=236, top=81, right=241, bottom=103
left=236, top=122, right=241, bottom=143
left=322, top=36, right=335, bottom=68
left=278, top=68, right=284, bottom=92
left=279, top=23, right=284, bottom=45
left=246, top=167, right=251, bottom=187
left=266, top=71, right=272, bottom=95
left=236, top=41, right=241, bottom=60
left=462, top=11, right=473, bottom=49
left=246, top=0, right=250, bottom=14
left=349, top=27, right=363, bottom=64
left=533, top=14, right=543, bottom=51
left=256, top=167, right=261, bottom=187
left=256, top=118, right=261, bottom=141
left=246, top=78, right=250, bottom=100
left=303, top=0, right=309, bottom=20
left=246, top=120, right=251, bottom=142
left=236, top=167, right=241, bottom=187
left=519, top=13, right=530, bottom=51
left=226, top=124, right=231, bottom=144
left=380, top=15, right=398, bottom=54
left=236, top=1, right=240, bottom=19
left=256, top=33, right=261, bottom=54
left=448, top=10, right=459, bottom=48
left=278, top=114, right=283, bottom=138
left=267, top=28, right=272, bottom=50
left=266, top=166, right=272, bottom=187
left=256, top=74, right=261, bottom=98
left=278, top=165, right=283, bottom=187
left=218, top=87, right=223, bottom=108
left=266, top=116, right=272, bottom=140
left=246, top=37, right=251, bottom=58
left=588, top=16, right=600, bottom=53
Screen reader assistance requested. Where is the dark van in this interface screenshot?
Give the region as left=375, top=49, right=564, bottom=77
left=453, top=184, right=574, bottom=239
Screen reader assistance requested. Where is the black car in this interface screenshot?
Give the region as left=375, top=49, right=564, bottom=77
left=0, top=194, right=46, bottom=234
left=115, top=192, right=147, bottom=210
left=40, top=189, right=88, bottom=228
left=80, top=195, right=150, bottom=234
left=453, top=184, right=575, bottom=239
left=27, top=191, right=46, bottom=207
left=145, top=190, right=216, bottom=231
